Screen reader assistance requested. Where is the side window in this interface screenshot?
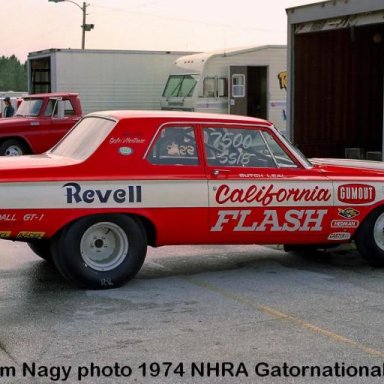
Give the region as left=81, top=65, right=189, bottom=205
left=203, top=127, right=297, bottom=168
left=203, top=77, right=228, bottom=98
left=148, top=126, right=199, bottom=165
left=44, top=100, right=56, bottom=116
left=203, top=78, right=215, bottom=97
left=64, top=100, right=75, bottom=116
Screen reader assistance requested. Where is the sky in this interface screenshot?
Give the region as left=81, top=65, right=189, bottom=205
left=2, top=0, right=325, bottom=63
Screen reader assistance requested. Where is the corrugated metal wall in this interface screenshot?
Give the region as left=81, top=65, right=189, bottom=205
left=293, top=24, right=384, bottom=158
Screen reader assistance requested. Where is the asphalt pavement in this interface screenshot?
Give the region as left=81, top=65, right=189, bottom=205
left=1, top=241, right=384, bottom=383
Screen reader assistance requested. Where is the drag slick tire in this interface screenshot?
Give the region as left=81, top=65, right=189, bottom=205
left=355, top=207, right=384, bottom=267
left=28, top=240, right=53, bottom=262
left=52, top=214, right=147, bottom=289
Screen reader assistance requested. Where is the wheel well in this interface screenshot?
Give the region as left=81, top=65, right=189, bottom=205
left=0, top=137, right=31, bottom=152
left=353, top=205, right=384, bottom=240
left=51, top=212, right=157, bottom=247
left=132, top=214, right=157, bottom=246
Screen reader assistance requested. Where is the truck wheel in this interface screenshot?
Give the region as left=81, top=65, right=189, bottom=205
left=355, top=207, right=384, bottom=267
left=52, top=214, right=147, bottom=289
left=0, top=139, right=29, bottom=156
left=28, top=240, right=53, bottom=262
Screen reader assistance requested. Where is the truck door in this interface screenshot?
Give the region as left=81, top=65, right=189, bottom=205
left=202, top=124, right=334, bottom=245
left=43, top=99, right=80, bottom=149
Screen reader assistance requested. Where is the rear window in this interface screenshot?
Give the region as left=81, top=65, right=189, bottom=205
left=51, top=116, right=116, bottom=160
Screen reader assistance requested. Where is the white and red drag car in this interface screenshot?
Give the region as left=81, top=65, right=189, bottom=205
left=0, top=110, right=383, bottom=288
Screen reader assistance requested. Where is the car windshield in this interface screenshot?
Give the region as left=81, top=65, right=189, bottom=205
left=15, top=99, right=43, bottom=117
left=273, top=128, right=313, bottom=168
left=50, top=116, right=116, bottom=160
left=162, top=74, right=198, bottom=97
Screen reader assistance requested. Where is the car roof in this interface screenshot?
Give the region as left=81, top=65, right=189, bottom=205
left=87, top=110, right=273, bottom=126
left=23, top=92, right=79, bottom=99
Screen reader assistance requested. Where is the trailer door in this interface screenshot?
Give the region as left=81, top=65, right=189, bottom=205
left=229, top=66, right=268, bottom=119
left=229, top=66, right=248, bottom=115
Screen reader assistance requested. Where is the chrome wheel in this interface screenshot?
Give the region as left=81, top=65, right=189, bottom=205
left=80, top=222, right=129, bottom=271
left=373, top=212, right=384, bottom=251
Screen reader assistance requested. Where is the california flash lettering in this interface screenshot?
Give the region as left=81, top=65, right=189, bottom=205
left=64, top=182, right=142, bottom=204
left=211, top=209, right=328, bottom=232
left=215, top=184, right=331, bottom=206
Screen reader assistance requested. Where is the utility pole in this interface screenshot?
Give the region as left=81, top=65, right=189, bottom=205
left=49, top=0, right=94, bottom=49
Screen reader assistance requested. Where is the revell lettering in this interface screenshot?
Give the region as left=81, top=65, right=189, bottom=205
left=63, top=182, right=142, bottom=204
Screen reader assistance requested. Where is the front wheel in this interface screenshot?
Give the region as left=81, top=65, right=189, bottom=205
left=355, top=208, right=384, bottom=267
left=0, top=139, right=29, bottom=156
left=52, top=214, right=147, bottom=289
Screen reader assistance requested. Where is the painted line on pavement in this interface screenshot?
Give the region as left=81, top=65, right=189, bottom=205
left=184, top=275, right=384, bottom=359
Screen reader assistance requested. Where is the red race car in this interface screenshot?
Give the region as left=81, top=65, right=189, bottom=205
left=0, top=110, right=382, bottom=289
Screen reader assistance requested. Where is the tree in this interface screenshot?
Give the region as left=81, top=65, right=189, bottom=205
left=0, top=55, right=27, bottom=91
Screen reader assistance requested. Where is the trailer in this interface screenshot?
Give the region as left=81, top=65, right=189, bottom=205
left=160, top=46, right=287, bottom=132
left=27, top=49, right=195, bottom=114
left=286, top=0, right=384, bottom=160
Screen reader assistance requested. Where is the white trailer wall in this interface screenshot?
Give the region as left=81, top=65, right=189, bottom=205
left=29, top=49, right=195, bottom=114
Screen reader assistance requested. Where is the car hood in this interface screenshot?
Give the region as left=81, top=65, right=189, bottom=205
left=309, top=158, right=384, bottom=171
left=0, top=116, right=32, bottom=127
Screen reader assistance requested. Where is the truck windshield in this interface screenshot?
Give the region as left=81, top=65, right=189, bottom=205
left=50, top=116, right=116, bottom=160
left=15, top=99, right=43, bottom=117
left=162, top=74, right=198, bottom=97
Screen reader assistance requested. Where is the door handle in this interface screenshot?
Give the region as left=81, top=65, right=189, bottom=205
left=212, top=169, right=230, bottom=177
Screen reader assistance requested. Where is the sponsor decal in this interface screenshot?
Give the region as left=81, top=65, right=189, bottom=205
left=211, top=209, right=327, bottom=232
left=338, top=184, right=375, bottom=204
left=331, top=220, right=359, bottom=228
left=109, top=137, right=145, bottom=145
left=63, top=182, right=142, bottom=204
left=278, top=71, right=288, bottom=90
left=118, top=147, right=133, bottom=156
left=0, top=231, right=11, bottom=239
left=17, top=231, right=45, bottom=239
left=0, top=213, right=16, bottom=222
left=215, top=184, right=331, bottom=207
left=328, top=232, right=351, bottom=241
left=23, top=213, right=45, bottom=222
left=338, top=208, right=360, bottom=219
left=239, top=173, right=285, bottom=179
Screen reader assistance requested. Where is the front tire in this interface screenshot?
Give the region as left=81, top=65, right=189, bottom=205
left=355, top=208, right=384, bottom=267
left=0, top=139, right=29, bottom=156
left=52, top=214, right=147, bottom=289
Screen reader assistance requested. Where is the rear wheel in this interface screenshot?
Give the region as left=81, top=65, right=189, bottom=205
left=0, top=139, right=29, bottom=156
left=355, top=208, right=384, bottom=267
left=52, top=214, right=147, bottom=289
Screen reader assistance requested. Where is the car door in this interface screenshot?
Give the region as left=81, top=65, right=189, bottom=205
left=145, top=124, right=209, bottom=245
left=202, top=124, right=334, bottom=245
